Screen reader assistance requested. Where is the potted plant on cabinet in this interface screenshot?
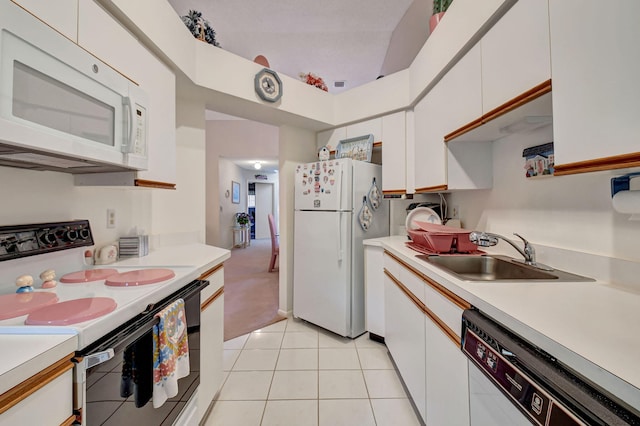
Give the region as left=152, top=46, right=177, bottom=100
left=430, top=0, right=453, bottom=33
left=181, top=10, right=220, bottom=47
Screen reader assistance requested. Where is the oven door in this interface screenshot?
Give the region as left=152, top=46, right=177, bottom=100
left=75, top=279, right=207, bottom=426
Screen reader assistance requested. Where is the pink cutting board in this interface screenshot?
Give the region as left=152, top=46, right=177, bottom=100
left=60, top=269, right=118, bottom=283
left=0, top=292, right=59, bottom=320
left=25, top=297, right=117, bottom=325
left=104, top=268, right=176, bottom=287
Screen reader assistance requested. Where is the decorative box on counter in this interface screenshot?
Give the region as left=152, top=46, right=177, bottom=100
left=118, top=235, right=149, bottom=257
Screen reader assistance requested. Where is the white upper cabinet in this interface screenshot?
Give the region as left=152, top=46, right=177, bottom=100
left=381, top=112, right=407, bottom=195
left=481, top=0, right=551, bottom=113
left=75, top=1, right=177, bottom=187
left=550, top=0, right=640, bottom=174
left=11, top=0, right=78, bottom=42
left=414, top=44, right=484, bottom=192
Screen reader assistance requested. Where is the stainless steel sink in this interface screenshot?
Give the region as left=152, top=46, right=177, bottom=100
left=416, top=254, right=594, bottom=282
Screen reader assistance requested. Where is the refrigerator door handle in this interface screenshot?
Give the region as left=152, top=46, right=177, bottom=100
left=337, top=212, right=344, bottom=262
left=337, top=164, right=344, bottom=211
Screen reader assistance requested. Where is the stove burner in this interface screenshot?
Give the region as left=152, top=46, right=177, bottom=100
left=25, top=297, right=117, bottom=325
left=105, top=268, right=176, bottom=287
left=59, top=269, right=118, bottom=283
left=0, top=292, right=59, bottom=320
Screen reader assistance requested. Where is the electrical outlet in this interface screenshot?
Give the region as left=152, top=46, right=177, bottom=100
left=451, top=205, right=460, bottom=219
left=107, top=209, right=116, bottom=228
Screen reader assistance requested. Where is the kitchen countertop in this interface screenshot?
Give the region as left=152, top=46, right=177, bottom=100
left=0, top=243, right=230, bottom=399
left=0, top=333, right=77, bottom=395
left=367, top=236, right=640, bottom=411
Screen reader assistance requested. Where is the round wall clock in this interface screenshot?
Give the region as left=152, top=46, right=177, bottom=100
left=254, top=68, right=283, bottom=103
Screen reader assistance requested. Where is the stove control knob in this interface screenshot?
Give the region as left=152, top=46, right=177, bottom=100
left=40, top=232, right=56, bottom=245
left=79, top=228, right=90, bottom=240
left=64, top=229, right=79, bottom=242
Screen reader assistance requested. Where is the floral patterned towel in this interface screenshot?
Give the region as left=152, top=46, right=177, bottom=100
left=152, top=298, right=190, bottom=408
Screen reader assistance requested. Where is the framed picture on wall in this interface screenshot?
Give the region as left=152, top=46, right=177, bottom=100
left=232, top=181, right=240, bottom=204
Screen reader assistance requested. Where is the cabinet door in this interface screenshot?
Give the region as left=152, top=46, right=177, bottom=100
left=481, top=0, right=551, bottom=112
left=381, top=112, right=406, bottom=194
left=550, top=0, right=640, bottom=168
left=415, top=45, right=483, bottom=192
left=384, top=273, right=426, bottom=421
left=425, top=318, right=470, bottom=426
left=198, top=268, right=224, bottom=422
left=78, top=1, right=177, bottom=185
left=12, top=0, right=78, bottom=41
left=414, top=86, right=447, bottom=192
left=0, top=366, right=73, bottom=424
left=364, top=245, right=385, bottom=337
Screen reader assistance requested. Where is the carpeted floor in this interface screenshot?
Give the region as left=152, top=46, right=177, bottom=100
left=223, top=238, right=285, bottom=341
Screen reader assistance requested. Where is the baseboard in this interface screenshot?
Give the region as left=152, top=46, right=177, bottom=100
left=278, top=309, right=292, bottom=318
left=368, top=332, right=385, bottom=344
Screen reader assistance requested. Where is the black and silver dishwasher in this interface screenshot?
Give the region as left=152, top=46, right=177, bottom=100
left=462, top=309, right=640, bottom=426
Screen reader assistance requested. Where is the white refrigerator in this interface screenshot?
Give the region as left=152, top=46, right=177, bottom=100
left=293, top=158, right=389, bottom=338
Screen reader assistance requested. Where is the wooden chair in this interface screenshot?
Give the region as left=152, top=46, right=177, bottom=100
left=268, top=213, right=279, bottom=272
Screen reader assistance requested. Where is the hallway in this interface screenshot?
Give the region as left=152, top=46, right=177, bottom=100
left=223, top=238, right=284, bottom=341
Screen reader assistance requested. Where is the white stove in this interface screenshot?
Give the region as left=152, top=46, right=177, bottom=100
left=0, top=221, right=200, bottom=350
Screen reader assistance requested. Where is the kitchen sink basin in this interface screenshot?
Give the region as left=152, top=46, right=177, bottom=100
left=416, top=254, right=594, bottom=282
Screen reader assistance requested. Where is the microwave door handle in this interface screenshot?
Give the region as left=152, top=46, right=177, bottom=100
left=123, top=96, right=136, bottom=153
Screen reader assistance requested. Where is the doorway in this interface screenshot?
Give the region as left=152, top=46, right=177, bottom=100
left=248, top=182, right=275, bottom=240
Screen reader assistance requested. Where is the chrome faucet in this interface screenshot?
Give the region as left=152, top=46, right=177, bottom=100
left=469, top=232, right=553, bottom=271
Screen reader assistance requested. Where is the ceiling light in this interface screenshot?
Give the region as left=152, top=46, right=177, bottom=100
left=254, top=161, right=262, bottom=170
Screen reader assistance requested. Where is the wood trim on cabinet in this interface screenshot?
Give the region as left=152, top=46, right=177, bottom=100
left=0, top=353, right=74, bottom=415
left=382, top=189, right=406, bottom=196
left=444, top=79, right=553, bottom=143
left=61, top=414, right=77, bottom=426
left=384, top=269, right=426, bottom=313
left=384, top=268, right=461, bottom=347
left=414, top=184, right=448, bottom=193
left=385, top=251, right=472, bottom=312
left=198, top=263, right=224, bottom=280
left=134, top=179, right=177, bottom=190
left=553, top=152, right=640, bottom=176
left=201, top=287, right=224, bottom=311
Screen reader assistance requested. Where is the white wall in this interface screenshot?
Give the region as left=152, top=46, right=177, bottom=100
left=449, top=124, right=640, bottom=263
left=379, top=0, right=430, bottom=77
left=218, top=158, right=246, bottom=249
left=205, top=119, right=279, bottom=247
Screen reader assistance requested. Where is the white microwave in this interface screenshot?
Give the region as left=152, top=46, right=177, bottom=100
left=0, top=2, right=148, bottom=173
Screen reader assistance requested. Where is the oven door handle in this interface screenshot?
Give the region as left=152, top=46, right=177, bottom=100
left=84, top=348, right=115, bottom=369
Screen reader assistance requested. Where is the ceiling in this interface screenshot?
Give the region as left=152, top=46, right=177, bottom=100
left=167, top=0, right=416, bottom=94
left=168, top=0, right=418, bottom=173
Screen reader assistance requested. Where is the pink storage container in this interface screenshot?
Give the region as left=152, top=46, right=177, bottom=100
left=413, top=220, right=475, bottom=253
left=407, top=229, right=454, bottom=253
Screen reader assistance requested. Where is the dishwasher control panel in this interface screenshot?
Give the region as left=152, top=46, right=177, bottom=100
left=462, top=311, right=589, bottom=426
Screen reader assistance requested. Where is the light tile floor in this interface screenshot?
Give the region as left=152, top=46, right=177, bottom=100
left=203, top=318, right=422, bottom=426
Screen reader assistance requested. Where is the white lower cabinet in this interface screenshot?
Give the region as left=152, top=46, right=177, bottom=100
left=198, top=266, right=225, bottom=423
left=0, top=358, right=74, bottom=425
left=425, top=316, right=470, bottom=426
left=364, top=244, right=385, bottom=337
left=384, top=271, right=426, bottom=421
left=384, top=251, right=471, bottom=425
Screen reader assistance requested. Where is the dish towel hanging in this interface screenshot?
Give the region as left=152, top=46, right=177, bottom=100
left=120, top=329, right=154, bottom=407
left=152, top=298, right=190, bottom=408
